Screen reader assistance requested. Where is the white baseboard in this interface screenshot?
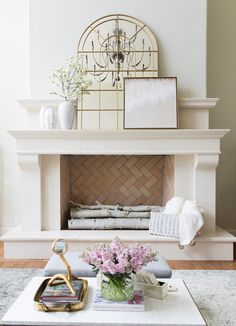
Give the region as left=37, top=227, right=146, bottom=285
left=0, top=227, right=13, bottom=236
left=226, top=229, right=236, bottom=237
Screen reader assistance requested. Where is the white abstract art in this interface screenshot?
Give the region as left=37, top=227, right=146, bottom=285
left=124, top=77, right=177, bottom=129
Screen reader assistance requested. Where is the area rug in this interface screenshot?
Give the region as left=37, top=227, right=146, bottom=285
left=0, top=269, right=235, bottom=326
left=172, top=270, right=236, bottom=326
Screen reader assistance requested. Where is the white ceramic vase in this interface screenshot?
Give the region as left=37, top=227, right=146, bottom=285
left=58, top=101, right=76, bottom=130
left=40, top=107, right=57, bottom=129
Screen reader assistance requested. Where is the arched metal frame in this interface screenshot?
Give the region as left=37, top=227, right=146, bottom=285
left=77, top=14, right=159, bottom=130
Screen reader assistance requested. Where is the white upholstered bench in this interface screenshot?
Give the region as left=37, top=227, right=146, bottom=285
left=43, top=252, right=172, bottom=278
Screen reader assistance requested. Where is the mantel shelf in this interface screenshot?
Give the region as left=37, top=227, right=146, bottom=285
left=18, top=98, right=220, bottom=111
left=8, top=129, right=230, bottom=155
left=9, top=129, right=229, bottom=139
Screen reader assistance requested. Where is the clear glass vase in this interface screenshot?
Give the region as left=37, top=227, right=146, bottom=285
left=101, top=273, right=134, bottom=302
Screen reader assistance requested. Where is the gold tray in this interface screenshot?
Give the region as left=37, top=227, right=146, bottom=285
left=34, top=278, right=88, bottom=312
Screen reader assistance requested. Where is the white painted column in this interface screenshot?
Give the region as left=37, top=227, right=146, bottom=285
left=174, top=155, right=194, bottom=200
left=17, top=153, right=41, bottom=231
left=41, top=155, right=61, bottom=231
left=194, top=154, right=219, bottom=232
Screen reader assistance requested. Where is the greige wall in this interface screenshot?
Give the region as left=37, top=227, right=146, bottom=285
left=208, top=0, right=236, bottom=232
left=0, top=0, right=28, bottom=233
left=29, top=0, right=207, bottom=98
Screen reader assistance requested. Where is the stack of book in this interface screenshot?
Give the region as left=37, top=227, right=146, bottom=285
left=40, top=280, right=83, bottom=305
left=93, top=289, right=145, bottom=312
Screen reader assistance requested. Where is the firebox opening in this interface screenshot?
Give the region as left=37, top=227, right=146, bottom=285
left=60, top=155, right=174, bottom=230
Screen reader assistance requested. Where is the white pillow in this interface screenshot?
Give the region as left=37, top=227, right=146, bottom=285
left=182, top=200, right=205, bottom=214
left=163, top=197, right=185, bottom=215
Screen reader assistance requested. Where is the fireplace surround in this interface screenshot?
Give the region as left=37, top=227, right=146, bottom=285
left=2, top=98, right=235, bottom=260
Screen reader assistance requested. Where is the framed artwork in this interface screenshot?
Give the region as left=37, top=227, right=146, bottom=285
left=124, top=77, right=177, bottom=129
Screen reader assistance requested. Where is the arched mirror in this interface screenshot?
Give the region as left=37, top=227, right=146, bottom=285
left=77, top=14, right=159, bottom=130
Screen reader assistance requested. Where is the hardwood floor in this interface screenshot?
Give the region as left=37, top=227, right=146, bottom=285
left=0, top=241, right=235, bottom=269
left=0, top=242, right=47, bottom=268
left=168, top=260, right=236, bottom=270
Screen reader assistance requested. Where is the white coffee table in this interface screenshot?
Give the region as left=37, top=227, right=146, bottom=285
left=2, top=277, right=206, bottom=326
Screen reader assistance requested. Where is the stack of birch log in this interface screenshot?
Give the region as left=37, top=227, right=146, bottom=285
left=68, top=201, right=162, bottom=230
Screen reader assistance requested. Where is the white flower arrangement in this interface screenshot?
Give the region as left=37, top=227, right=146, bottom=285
left=50, top=56, right=92, bottom=102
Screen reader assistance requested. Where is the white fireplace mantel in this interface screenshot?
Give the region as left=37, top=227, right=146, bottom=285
left=8, top=128, right=230, bottom=233
left=9, top=129, right=229, bottom=155
left=3, top=126, right=234, bottom=260
left=2, top=97, right=234, bottom=260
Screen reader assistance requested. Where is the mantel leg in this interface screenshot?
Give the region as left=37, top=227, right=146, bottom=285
left=194, top=154, right=219, bottom=232
left=17, top=153, right=41, bottom=232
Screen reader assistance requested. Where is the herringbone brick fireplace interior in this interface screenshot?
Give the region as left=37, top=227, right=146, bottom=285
left=60, top=155, right=174, bottom=229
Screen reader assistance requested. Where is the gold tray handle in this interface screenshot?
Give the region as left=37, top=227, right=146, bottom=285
left=42, top=302, right=49, bottom=312
left=42, top=301, right=72, bottom=313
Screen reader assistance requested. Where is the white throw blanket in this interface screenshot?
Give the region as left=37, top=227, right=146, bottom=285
left=149, top=197, right=204, bottom=246
left=178, top=210, right=203, bottom=245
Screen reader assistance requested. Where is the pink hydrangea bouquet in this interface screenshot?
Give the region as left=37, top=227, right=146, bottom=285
left=82, top=238, right=157, bottom=301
